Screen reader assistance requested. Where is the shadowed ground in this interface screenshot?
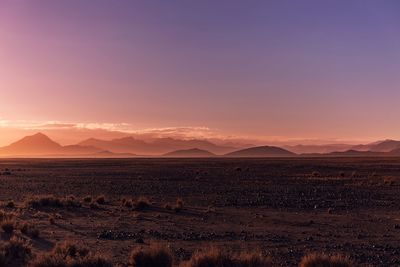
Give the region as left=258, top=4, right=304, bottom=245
left=0, top=158, right=399, bottom=266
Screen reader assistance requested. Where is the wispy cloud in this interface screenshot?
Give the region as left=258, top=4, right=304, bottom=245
left=0, top=119, right=224, bottom=141
left=0, top=119, right=371, bottom=146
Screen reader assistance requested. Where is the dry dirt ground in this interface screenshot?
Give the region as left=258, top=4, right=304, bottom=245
left=0, top=158, right=400, bottom=266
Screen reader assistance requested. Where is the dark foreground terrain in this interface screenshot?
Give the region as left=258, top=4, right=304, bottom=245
left=0, top=158, right=400, bottom=266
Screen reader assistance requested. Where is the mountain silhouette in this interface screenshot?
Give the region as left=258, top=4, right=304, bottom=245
left=0, top=133, right=63, bottom=155
left=163, top=148, right=216, bottom=158
left=0, top=133, right=102, bottom=157
left=79, top=137, right=237, bottom=155
left=323, top=150, right=384, bottom=157
left=225, top=146, right=296, bottom=157
left=284, top=144, right=353, bottom=154
left=351, top=140, right=400, bottom=152
left=4, top=133, right=400, bottom=158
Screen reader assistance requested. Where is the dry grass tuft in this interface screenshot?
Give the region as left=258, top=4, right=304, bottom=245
left=174, top=198, right=184, bottom=212
left=90, top=202, right=100, bottom=209
left=1, top=219, right=15, bottom=234
left=5, top=200, right=15, bottom=209
left=0, top=210, right=15, bottom=221
left=0, top=236, right=32, bottom=266
left=25, top=195, right=81, bottom=209
left=129, top=245, right=172, bottom=267
left=96, top=195, right=106, bottom=205
left=53, top=241, right=90, bottom=258
left=25, top=195, right=63, bottom=208
left=31, top=240, right=112, bottom=267
left=20, top=222, right=40, bottom=238
left=299, top=253, right=353, bottom=267
left=181, top=248, right=271, bottom=267
left=122, top=198, right=133, bottom=208
left=49, top=215, right=55, bottom=225
left=311, top=171, right=321, bottom=177
left=63, top=195, right=82, bottom=208
left=134, top=197, right=151, bottom=211
left=83, top=195, right=92, bottom=203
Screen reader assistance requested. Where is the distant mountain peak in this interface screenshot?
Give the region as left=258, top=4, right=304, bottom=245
left=164, top=148, right=216, bottom=157
left=225, top=145, right=296, bottom=157
left=16, top=132, right=60, bottom=145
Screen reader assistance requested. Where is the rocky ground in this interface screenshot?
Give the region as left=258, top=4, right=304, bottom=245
left=0, top=158, right=400, bottom=266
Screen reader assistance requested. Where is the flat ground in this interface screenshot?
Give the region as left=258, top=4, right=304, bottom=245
left=0, top=158, right=400, bottom=266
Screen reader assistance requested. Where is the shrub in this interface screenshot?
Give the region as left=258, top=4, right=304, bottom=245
left=235, top=252, right=272, bottom=267
left=90, top=202, right=100, bottom=209
left=134, top=197, right=150, bottom=211
left=96, top=195, right=106, bottom=205
left=0, top=211, right=15, bottom=221
left=73, top=255, right=113, bottom=267
left=53, top=241, right=89, bottom=258
left=25, top=195, right=63, bottom=208
left=299, top=253, right=353, bottom=267
left=311, top=171, right=321, bottom=177
left=63, top=195, right=81, bottom=208
left=181, top=249, right=271, bottom=267
left=0, top=236, right=32, bottom=266
left=31, top=241, right=112, bottom=267
left=174, top=198, right=184, bottom=212
left=20, top=222, right=40, bottom=238
left=83, top=195, right=92, bottom=203
left=129, top=245, right=172, bottom=267
left=49, top=216, right=55, bottom=225
left=5, top=200, right=15, bottom=208
left=121, top=198, right=133, bottom=208
left=1, top=219, right=15, bottom=234
left=25, top=195, right=81, bottom=209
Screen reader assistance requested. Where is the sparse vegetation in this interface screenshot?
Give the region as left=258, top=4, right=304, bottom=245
left=134, top=197, right=150, bottom=211
left=31, top=241, right=112, bottom=267
left=129, top=245, right=172, bottom=267
left=25, top=195, right=81, bottom=209
left=90, top=202, right=100, bottom=209
left=48, top=214, right=56, bottom=225
left=1, top=219, right=15, bottom=234
left=6, top=200, right=15, bottom=208
left=83, top=195, right=92, bottom=203
left=0, top=236, right=32, bottom=266
left=181, top=248, right=271, bottom=267
left=299, top=253, right=353, bottom=267
left=174, top=198, right=184, bottom=212
left=20, top=222, right=40, bottom=238
left=96, top=195, right=106, bottom=205
left=311, top=171, right=321, bottom=177
left=124, top=200, right=133, bottom=208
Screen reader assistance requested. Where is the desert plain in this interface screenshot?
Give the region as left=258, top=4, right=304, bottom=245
left=0, top=158, right=399, bottom=266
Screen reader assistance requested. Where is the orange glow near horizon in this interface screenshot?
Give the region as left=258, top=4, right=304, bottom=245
left=2, top=1, right=400, bottom=146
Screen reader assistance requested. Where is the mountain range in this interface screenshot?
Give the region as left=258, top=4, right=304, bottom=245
left=1, top=133, right=400, bottom=158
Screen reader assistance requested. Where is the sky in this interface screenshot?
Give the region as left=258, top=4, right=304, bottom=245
left=1, top=0, right=400, bottom=146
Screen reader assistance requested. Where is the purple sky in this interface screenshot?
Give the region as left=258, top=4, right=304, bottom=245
left=1, top=0, right=400, bottom=144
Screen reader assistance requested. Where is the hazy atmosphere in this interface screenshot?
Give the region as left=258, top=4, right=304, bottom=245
left=1, top=1, right=400, bottom=266
left=2, top=0, right=400, bottom=146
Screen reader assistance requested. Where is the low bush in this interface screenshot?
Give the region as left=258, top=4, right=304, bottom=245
left=299, top=253, right=353, bottom=267
left=129, top=245, right=172, bottom=267
left=181, top=248, right=271, bottom=267
left=31, top=241, right=112, bottom=267
left=134, top=197, right=150, bottom=211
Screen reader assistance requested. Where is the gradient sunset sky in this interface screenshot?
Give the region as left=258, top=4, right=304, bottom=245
left=1, top=0, right=400, bottom=146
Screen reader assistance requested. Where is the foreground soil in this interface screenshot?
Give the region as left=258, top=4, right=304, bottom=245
left=0, top=158, right=400, bottom=266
